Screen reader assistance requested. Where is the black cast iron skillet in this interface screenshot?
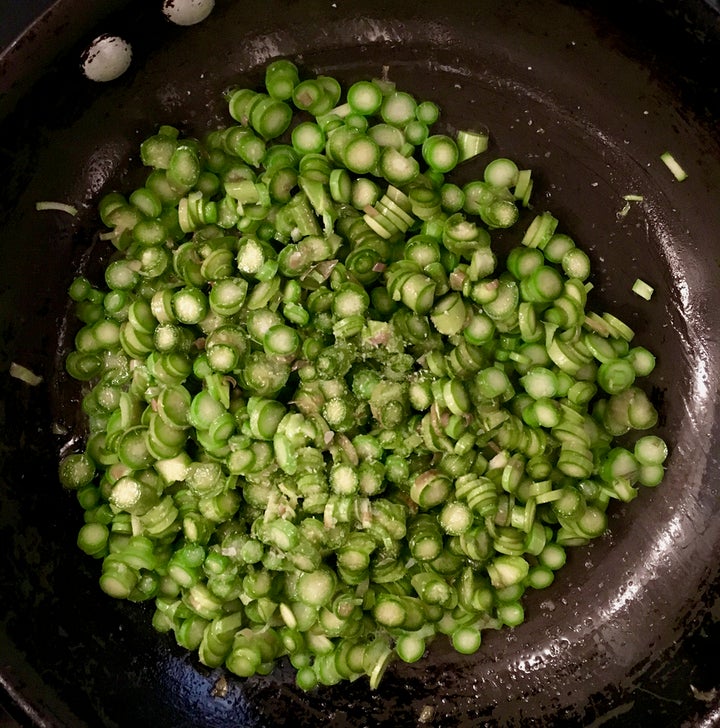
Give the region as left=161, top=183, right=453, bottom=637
left=1, top=1, right=720, bottom=725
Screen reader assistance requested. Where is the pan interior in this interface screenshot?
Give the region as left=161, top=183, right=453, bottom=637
left=1, top=1, right=719, bottom=726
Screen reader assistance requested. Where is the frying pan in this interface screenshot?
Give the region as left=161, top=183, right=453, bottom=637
left=1, top=0, right=719, bottom=725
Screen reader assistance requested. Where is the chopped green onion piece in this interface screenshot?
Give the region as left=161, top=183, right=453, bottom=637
left=660, top=151, right=688, bottom=181
left=36, top=200, right=79, bottom=215
left=9, top=362, right=43, bottom=386
left=632, top=278, right=654, bottom=301
left=456, top=128, right=489, bottom=161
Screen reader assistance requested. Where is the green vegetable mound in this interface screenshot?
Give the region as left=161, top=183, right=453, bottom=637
left=58, top=61, right=667, bottom=690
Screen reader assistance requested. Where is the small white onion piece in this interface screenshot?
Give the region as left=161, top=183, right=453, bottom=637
left=81, top=35, right=132, bottom=82
left=162, top=0, right=216, bottom=26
